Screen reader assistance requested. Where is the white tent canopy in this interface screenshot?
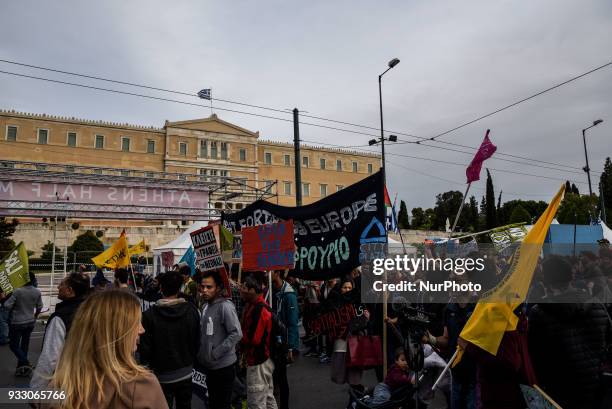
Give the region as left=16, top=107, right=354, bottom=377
left=152, top=221, right=208, bottom=274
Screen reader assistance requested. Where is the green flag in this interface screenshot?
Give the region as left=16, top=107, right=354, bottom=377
left=0, top=242, right=30, bottom=293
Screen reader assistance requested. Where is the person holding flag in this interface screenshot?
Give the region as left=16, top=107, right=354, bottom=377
left=435, top=184, right=565, bottom=407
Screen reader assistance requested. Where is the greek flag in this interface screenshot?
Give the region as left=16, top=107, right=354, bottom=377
left=197, top=88, right=211, bottom=100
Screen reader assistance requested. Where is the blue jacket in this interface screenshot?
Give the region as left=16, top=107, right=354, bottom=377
left=273, top=281, right=299, bottom=351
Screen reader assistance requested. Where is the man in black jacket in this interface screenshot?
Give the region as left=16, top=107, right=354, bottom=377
left=30, top=272, right=90, bottom=387
left=140, top=272, right=201, bottom=409
left=529, top=255, right=612, bottom=409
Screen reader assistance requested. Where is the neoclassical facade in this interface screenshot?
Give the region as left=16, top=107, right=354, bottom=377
left=1, top=109, right=380, bottom=214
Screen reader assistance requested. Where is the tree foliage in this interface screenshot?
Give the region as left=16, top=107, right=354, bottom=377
left=485, top=169, right=497, bottom=229
left=68, top=230, right=104, bottom=264
left=600, top=157, right=612, bottom=224
left=398, top=200, right=410, bottom=229
left=0, top=217, right=19, bottom=252
left=556, top=193, right=599, bottom=224
left=508, top=204, right=532, bottom=224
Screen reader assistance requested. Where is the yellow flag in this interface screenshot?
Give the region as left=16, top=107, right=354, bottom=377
left=128, top=240, right=147, bottom=256
left=91, top=232, right=130, bottom=269
left=454, top=184, right=565, bottom=364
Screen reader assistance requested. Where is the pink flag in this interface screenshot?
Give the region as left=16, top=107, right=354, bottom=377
left=466, top=129, right=497, bottom=183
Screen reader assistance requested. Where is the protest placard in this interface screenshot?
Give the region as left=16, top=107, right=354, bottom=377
left=242, top=220, right=295, bottom=272
left=190, top=226, right=224, bottom=272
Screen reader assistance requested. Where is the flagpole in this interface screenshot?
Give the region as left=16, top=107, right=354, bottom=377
left=448, top=183, right=472, bottom=240
left=450, top=222, right=527, bottom=241
left=432, top=349, right=458, bottom=391
left=210, top=88, right=213, bottom=115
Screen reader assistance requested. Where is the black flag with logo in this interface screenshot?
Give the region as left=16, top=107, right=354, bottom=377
left=222, top=171, right=386, bottom=280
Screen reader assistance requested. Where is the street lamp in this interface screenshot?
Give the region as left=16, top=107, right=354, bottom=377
left=582, top=119, right=604, bottom=196
left=378, top=58, right=400, bottom=181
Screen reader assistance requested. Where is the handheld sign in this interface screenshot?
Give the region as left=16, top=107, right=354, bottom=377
left=242, top=220, right=295, bottom=272
left=232, top=234, right=243, bottom=262
left=190, top=226, right=224, bottom=272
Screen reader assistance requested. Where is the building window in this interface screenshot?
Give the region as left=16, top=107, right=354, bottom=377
left=121, top=137, right=130, bottom=152
left=221, top=142, right=228, bottom=159
left=36, top=164, right=47, bottom=171
left=320, top=184, right=327, bottom=197
left=220, top=170, right=229, bottom=178
left=145, top=171, right=154, bottom=178
left=336, top=159, right=342, bottom=171
left=38, top=129, right=48, bottom=144
left=302, top=183, right=310, bottom=197
left=368, top=163, right=373, bottom=174
left=264, top=152, right=272, bottom=165
left=94, top=168, right=103, bottom=175
left=200, top=140, right=208, bottom=157
left=302, top=156, right=309, bottom=168
left=121, top=170, right=130, bottom=177
left=95, top=134, right=104, bottom=149
left=178, top=174, right=186, bottom=181
left=1, top=162, right=15, bottom=169
left=6, top=126, right=17, bottom=141
left=147, top=140, right=155, bottom=154
left=235, top=203, right=243, bottom=210
left=352, top=161, right=358, bottom=173
left=284, top=155, right=291, bottom=166
left=320, top=158, right=326, bottom=170
left=210, top=169, right=218, bottom=181
left=284, top=181, right=292, bottom=195
left=179, top=142, right=187, bottom=156
left=210, top=141, right=218, bottom=158
left=337, top=185, right=344, bottom=192
left=264, top=180, right=274, bottom=193
left=239, top=148, right=246, bottom=161
left=65, top=166, right=75, bottom=173
left=67, top=132, right=77, bottom=147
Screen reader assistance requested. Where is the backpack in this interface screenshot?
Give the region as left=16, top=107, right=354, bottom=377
left=258, top=302, right=289, bottom=363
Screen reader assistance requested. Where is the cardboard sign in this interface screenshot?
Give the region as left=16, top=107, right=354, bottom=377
left=161, top=251, right=175, bottom=269
left=232, top=234, right=242, bottom=261
left=191, top=226, right=224, bottom=272
left=242, top=220, right=295, bottom=271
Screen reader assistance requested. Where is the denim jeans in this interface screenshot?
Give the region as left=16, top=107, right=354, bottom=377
left=9, top=323, right=35, bottom=367
left=451, top=377, right=475, bottom=409
left=0, top=305, right=9, bottom=344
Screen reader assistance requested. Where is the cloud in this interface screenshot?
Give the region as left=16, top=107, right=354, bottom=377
left=1, top=0, right=611, bottom=210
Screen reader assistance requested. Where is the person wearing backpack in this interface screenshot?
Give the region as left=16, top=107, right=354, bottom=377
left=271, top=269, right=298, bottom=409
left=240, top=276, right=278, bottom=409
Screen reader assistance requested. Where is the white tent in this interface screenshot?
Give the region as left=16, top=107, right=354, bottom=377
left=388, top=236, right=417, bottom=255
left=152, top=221, right=208, bottom=274
left=601, top=221, right=612, bottom=243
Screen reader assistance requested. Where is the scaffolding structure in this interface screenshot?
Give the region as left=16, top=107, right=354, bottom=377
left=0, top=160, right=277, bottom=220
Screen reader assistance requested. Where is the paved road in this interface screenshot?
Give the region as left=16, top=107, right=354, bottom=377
left=0, top=323, right=446, bottom=409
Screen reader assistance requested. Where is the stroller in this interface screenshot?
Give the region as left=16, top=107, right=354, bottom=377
left=348, top=384, right=417, bottom=409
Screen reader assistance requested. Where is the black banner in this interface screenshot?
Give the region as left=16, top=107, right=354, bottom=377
left=222, top=171, right=386, bottom=280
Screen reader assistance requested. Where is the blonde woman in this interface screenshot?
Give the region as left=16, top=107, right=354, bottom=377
left=48, top=290, right=168, bottom=409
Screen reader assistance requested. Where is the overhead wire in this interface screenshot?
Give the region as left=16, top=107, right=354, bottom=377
left=1, top=58, right=608, bottom=174
left=0, top=67, right=600, bottom=184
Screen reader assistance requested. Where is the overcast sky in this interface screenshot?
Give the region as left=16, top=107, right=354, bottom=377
left=1, top=0, right=611, bottom=209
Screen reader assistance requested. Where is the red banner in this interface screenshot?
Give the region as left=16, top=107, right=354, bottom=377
left=242, top=220, right=295, bottom=271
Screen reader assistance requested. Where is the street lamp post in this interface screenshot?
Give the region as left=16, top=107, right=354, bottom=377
left=581, top=119, right=604, bottom=196
left=377, top=58, right=400, bottom=182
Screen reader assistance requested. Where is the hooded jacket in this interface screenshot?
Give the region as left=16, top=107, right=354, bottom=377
left=272, top=281, right=299, bottom=350
left=528, top=289, right=612, bottom=408
left=140, top=298, right=200, bottom=383
left=196, top=296, right=242, bottom=370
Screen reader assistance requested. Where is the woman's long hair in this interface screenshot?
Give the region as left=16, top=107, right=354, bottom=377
left=51, top=290, right=148, bottom=409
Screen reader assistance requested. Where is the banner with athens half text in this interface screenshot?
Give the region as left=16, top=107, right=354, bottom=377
left=222, top=171, right=386, bottom=280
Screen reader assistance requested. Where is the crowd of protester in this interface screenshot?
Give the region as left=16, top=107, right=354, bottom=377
left=0, top=243, right=610, bottom=409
